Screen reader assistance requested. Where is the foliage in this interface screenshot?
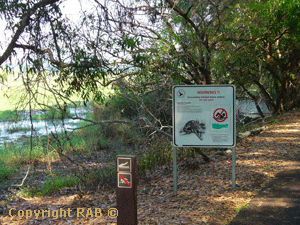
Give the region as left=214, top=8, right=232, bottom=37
left=274, top=0, right=300, bottom=41
left=0, top=110, right=22, bottom=122
left=0, top=0, right=299, bottom=116
left=0, top=163, right=16, bottom=182
left=19, top=175, right=79, bottom=197
left=137, top=142, right=173, bottom=173
left=217, top=0, right=300, bottom=113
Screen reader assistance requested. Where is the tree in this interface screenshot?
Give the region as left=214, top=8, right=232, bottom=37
left=0, top=0, right=61, bottom=65
left=220, top=0, right=300, bottom=113
left=1, top=0, right=300, bottom=138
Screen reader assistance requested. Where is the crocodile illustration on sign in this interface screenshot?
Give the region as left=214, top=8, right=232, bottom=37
left=180, top=120, right=206, bottom=140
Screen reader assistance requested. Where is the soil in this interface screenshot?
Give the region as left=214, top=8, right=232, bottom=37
left=0, top=108, right=300, bottom=224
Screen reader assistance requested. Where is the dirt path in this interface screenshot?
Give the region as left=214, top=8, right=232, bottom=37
left=230, top=167, right=300, bottom=225
left=0, top=109, right=300, bottom=224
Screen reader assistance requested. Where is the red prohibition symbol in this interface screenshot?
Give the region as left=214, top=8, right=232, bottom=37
left=213, top=108, right=228, bottom=122
left=119, top=173, right=131, bottom=187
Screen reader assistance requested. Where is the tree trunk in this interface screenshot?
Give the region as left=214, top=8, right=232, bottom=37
left=252, top=80, right=276, bottom=113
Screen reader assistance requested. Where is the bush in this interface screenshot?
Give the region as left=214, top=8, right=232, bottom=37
left=77, top=165, right=117, bottom=191
left=0, top=163, right=16, bottom=181
left=137, top=142, right=172, bottom=173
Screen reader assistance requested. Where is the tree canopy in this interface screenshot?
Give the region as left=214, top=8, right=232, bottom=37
left=1, top=0, right=299, bottom=114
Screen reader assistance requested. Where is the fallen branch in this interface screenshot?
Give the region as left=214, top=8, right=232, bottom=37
left=139, top=117, right=172, bottom=139
left=11, top=165, right=30, bottom=187
left=209, top=149, right=232, bottom=158
left=237, top=126, right=267, bottom=140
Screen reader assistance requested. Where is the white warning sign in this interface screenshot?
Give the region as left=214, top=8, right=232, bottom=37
left=173, top=85, right=236, bottom=147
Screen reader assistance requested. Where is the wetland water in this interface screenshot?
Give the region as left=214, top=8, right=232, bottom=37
left=0, top=107, right=90, bottom=146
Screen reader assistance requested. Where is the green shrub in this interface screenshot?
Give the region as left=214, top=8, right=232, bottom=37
left=137, top=142, right=172, bottom=173
left=0, top=163, right=16, bottom=181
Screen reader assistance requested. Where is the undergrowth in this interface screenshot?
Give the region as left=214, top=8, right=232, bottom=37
left=19, top=175, right=79, bottom=198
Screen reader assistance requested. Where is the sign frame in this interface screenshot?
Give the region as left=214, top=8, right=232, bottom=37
left=172, top=84, right=236, bottom=148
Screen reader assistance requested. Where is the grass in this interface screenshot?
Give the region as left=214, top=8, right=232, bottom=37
left=0, top=110, right=23, bottom=122
left=0, top=142, right=51, bottom=167
left=0, top=71, right=112, bottom=112
left=18, top=175, right=79, bottom=198
left=0, top=141, right=46, bottom=182
left=236, top=204, right=250, bottom=212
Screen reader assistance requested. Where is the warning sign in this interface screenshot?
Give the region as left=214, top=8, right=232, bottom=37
left=213, top=108, right=228, bottom=122
left=173, top=85, right=236, bottom=147
left=118, top=173, right=132, bottom=188
left=117, top=158, right=131, bottom=173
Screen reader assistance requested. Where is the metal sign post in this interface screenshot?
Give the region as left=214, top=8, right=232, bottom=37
left=173, top=146, right=177, bottom=196
left=116, top=155, right=137, bottom=225
left=232, top=146, right=236, bottom=190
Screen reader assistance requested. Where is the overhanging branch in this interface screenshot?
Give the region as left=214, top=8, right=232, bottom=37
left=0, top=0, right=60, bottom=66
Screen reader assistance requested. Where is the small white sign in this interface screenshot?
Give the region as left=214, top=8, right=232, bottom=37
left=118, top=173, right=132, bottom=188
left=173, top=85, right=236, bottom=147
left=117, top=158, right=131, bottom=173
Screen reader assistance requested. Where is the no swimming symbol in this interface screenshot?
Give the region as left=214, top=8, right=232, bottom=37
left=213, top=108, right=228, bottom=122
left=118, top=173, right=131, bottom=188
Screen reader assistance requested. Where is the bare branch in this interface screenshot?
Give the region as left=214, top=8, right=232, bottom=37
left=139, top=116, right=172, bottom=139
left=14, top=44, right=76, bottom=68
left=0, top=0, right=60, bottom=66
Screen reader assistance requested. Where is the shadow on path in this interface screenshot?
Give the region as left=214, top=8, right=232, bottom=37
left=230, top=164, right=300, bottom=225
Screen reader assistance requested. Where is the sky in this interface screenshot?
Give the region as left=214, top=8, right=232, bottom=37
left=0, top=0, right=87, bottom=62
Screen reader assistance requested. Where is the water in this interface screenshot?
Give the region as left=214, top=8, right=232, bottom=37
left=0, top=107, right=90, bottom=146
left=236, top=99, right=270, bottom=117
